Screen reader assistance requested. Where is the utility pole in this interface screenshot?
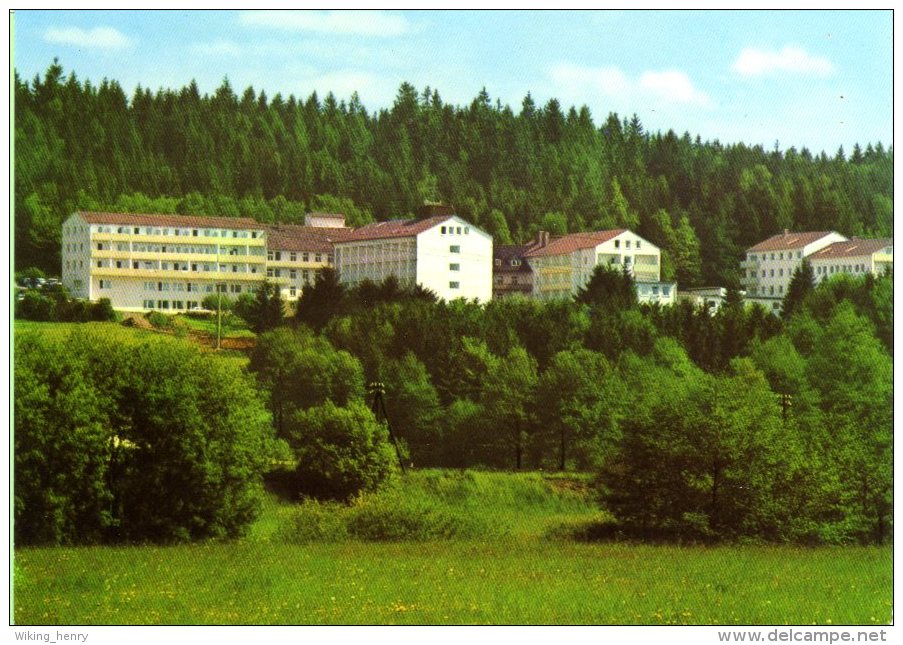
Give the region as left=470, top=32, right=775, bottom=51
left=368, top=381, right=406, bottom=473
left=216, top=283, right=222, bottom=350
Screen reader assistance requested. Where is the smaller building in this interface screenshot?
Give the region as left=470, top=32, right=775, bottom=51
left=264, top=222, right=354, bottom=302
left=492, top=236, right=543, bottom=298
left=808, top=238, right=893, bottom=284
left=677, top=286, right=739, bottom=312
left=740, top=230, right=848, bottom=298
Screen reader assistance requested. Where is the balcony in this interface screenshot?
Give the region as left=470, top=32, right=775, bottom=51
left=92, top=267, right=286, bottom=283
left=740, top=260, right=760, bottom=271
left=632, top=266, right=659, bottom=282
left=91, top=249, right=266, bottom=264
left=92, top=232, right=266, bottom=246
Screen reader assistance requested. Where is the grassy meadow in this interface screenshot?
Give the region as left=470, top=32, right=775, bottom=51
left=13, top=470, right=892, bottom=625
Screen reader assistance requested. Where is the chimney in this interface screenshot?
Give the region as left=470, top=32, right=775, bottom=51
left=784, top=229, right=789, bottom=236
left=535, top=230, right=550, bottom=247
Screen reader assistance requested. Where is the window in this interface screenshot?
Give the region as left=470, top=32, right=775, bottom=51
left=652, top=285, right=659, bottom=295
left=779, top=268, right=783, bottom=277
left=464, top=227, right=469, bottom=234
left=267, top=251, right=275, bottom=261
left=315, top=254, right=322, bottom=262
left=449, top=281, right=460, bottom=289
left=456, top=227, right=462, bottom=234
left=494, top=259, right=501, bottom=266
left=99, top=279, right=110, bottom=289
left=290, top=252, right=297, bottom=262
left=157, top=282, right=164, bottom=292
left=441, top=226, right=447, bottom=234
left=144, top=300, right=155, bottom=309
left=303, top=270, right=310, bottom=282
left=614, top=240, right=620, bottom=249
left=450, top=245, right=460, bottom=253
left=662, top=285, right=671, bottom=296
left=230, top=285, right=241, bottom=294
left=779, top=252, right=784, bottom=260
left=97, top=243, right=103, bottom=251
left=159, top=300, right=170, bottom=310
left=626, top=240, right=631, bottom=249
left=267, top=269, right=274, bottom=278
left=193, top=229, right=198, bottom=237
left=450, top=263, right=460, bottom=271
left=512, top=259, right=521, bottom=267
left=770, top=269, right=774, bottom=277
left=770, top=253, right=775, bottom=260
left=761, top=270, right=766, bottom=277
left=303, top=253, right=309, bottom=262
left=290, top=287, right=297, bottom=297
left=636, top=241, right=641, bottom=249
left=290, top=269, right=297, bottom=279
left=133, top=261, right=139, bottom=269
left=97, top=261, right=103, bottom=268
left=134, top=227, right=140, bottom=234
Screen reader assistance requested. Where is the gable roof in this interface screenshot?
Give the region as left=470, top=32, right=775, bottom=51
left=265, top=224, right=355, bottom=253
left=337, top=215, right=451, bottom=242
left=747, top=231, right=841, bottom=253
left=494, top=243, right=539, bottom=273
left=808, top=238, right=893, bottom=260
left=523, top=229, right=627, bottom=258
left=77, top=211, right=262, bottom=230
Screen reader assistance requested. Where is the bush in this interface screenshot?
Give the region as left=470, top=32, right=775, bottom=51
left=17, top=291, right=57, bottom=321
left=288, top=401, right=397, bottom=501
left=345, top=494, right=488, bottom=541
left=145, top=310, right=172, bottom=329
left=277, top=500, right=350, bottom=543
left=14, top=328, right=273, bottom=544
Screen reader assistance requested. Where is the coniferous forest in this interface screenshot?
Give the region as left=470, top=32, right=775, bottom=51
left=15, top=61, right=893, bottom=283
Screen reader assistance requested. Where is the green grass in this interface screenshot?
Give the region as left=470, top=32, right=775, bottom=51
left=12, top=470, right=892, bottom=625
left=173, top=313, right=256, bottom=339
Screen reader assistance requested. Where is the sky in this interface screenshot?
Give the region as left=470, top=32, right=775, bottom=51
left=11, top=8, right=893, bottom=155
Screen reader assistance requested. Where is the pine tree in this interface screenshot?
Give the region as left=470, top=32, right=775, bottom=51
left=782, top=260, right=816, bottom=319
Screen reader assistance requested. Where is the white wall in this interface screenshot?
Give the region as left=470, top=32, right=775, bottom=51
left=415, top=216, right=493, bottom=302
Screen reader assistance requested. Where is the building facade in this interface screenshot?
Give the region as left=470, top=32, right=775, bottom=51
left=61, top=211, right=356, bottom=312
left=492, top=238, right=542, bottom=299
left=808, top=238, right=893, bottom=283
left=522, top=229, right=676, bottom=305
left=333, top=214, right=493, bottom=303
left=739, top=230, right=848, bottom=300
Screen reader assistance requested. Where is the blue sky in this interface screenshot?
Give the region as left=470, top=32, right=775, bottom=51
left=12, top=9, right=892, bottom=155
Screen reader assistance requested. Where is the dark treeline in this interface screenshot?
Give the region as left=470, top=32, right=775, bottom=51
left=15, top=61, right=893, bottom=282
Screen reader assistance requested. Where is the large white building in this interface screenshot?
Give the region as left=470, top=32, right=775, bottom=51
left=333, top=212, right=493, bottom=303
left=61, top=211, right=353, bottom=312
left=808, top=238, right=893, bottom=283
left=739, top=230, right=848, bottom=310
left=522, top=229, right=676, bottom=305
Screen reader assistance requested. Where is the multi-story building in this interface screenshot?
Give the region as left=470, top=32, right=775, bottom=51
left=739, top=231, right=848, bottom=306
left=522, top=229, right=676, bottom=305
left=62, top=211, right=270, bottom=312
left=333, top=211, right=493, bottom=302
left=808, top=238, right=893, bottom=283
left=492, top=238, right=542, bottom=299
left=264, top=214, right=354, bottom=303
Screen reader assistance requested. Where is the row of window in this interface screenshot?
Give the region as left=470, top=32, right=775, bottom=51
left=637, top=284, right=672, bottom=297
left=748, top=251, right=804, bottom=262
left=143, top=300, right=201, bottom=310
left=613, top=239, right=641, bottom=250
left=440, top=225, right=470, bottom=235
left=266, top=268, right=317, bottom=281
left=816, top=263, right=869, bottom=276
left=267, top=251, right=329, bottom=263
left=93, top=225, right=261, bottom=239
left=86, top=259, right=261, bottom=274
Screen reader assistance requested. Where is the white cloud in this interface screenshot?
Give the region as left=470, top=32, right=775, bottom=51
left=43, top=26, right=131, bottom=50
left=240, top=10, right=410, bottom=37
left=193, top=41, right=244, bottom=58
left=550, top=63, right=712, bottom=108
left=733, top=46, right=834, bottom=77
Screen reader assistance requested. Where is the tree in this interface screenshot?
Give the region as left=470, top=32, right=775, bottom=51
left=382, top=352, right=441, bottom=465
left=295, top=267, right=345, bottom=331
left=537, top=349, right=625, bottom=470
left=782, top=260, right=815, bottom=318
left=480, top=345, right=538, bottom=469
left=14, top=327, right=273, bottom=544
left=576, top=264, right=637, bottom=311
left=287, top=401, right=397, bottom=501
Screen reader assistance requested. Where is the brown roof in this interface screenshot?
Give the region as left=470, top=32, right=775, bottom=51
left=747, top=231, right=842, bottom=252
left=77, top=211, right=263, bottom=230
left=808, top=238, right=893, bottom=260
left=265, top=224, right=354, bottom=253
left=494, top=244, right=539, bottom=274
left=337, top=215, right=451, bottom=242
left=523, top=229, right=627, bottom=258
left=306, top=212, right=347, bottom=220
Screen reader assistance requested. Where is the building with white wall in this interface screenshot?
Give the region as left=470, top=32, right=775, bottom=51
left=61, top=211, right=356, bottom=312
left=739, top=230, right=848, bottom=312
left=333, top=214, right=493, bottom=302
left=62, top=212, right=269, bottom=312
left=808, top=238, right=893, bottom=283
left=522, top=229, right=676, bottom=305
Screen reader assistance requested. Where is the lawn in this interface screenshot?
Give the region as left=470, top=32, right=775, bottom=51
left=12, top=470, right=892, bottom=625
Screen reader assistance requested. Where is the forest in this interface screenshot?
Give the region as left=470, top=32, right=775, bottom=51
left=14, top=60, right=893, bottom=285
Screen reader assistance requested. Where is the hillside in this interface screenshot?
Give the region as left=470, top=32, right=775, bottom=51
left=14, top=61, right=893, bottom=284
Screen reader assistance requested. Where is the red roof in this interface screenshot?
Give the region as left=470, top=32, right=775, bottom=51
left=77, top=211, right=262, bottom=230
left=265, top=224, right=354, bottom=253
left=747, top=231, right=842, bottom=252
left=523, top=229, right=626, bottom=258
left=808, top=238, right=893, bottom=260
left=338, top=216, right=451, bottom=242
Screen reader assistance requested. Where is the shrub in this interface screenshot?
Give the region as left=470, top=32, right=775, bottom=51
left=288, top=401, right=397, bottom=501
left=14, top=328, right=273, bottom=544
left=277, top=500, right=349, bottom=543
left=345, top=494, right=488, bottom=541
left=17, top=291, right=57, bottom=321
left=145, top=310, right=172, bottom=329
